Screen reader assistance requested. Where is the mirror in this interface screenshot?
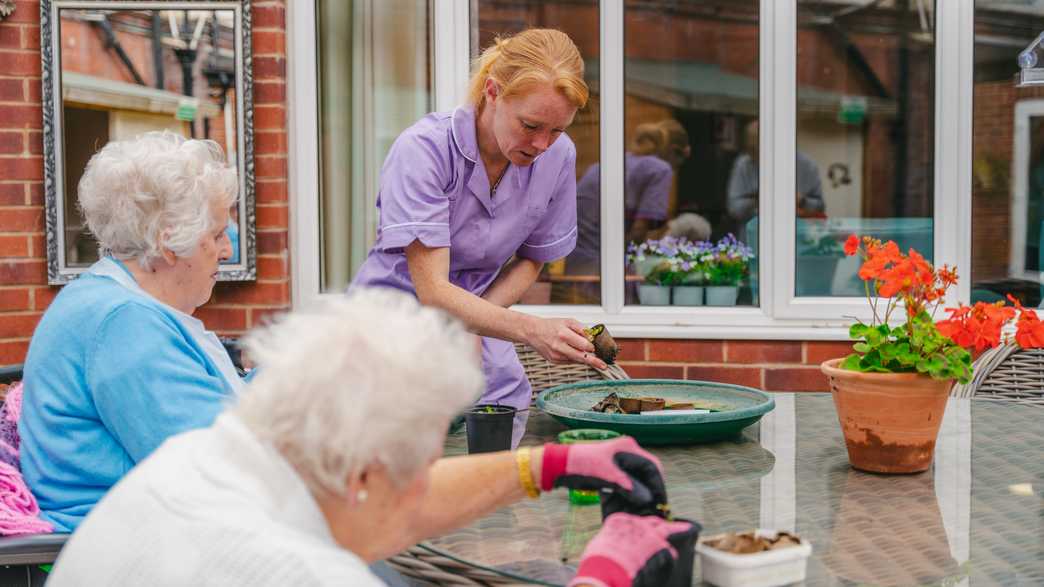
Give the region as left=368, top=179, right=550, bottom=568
left=42, top=0, right=255, bottom=283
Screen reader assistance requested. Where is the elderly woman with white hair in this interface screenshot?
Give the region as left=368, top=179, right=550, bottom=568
left=19, top=131, right=242, bottom=532
left=47, top=289, right=695, bottom=586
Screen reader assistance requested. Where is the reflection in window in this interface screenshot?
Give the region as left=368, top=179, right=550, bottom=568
left=317, top=0, right=432, bottom=291
left=58, top=9, right=239, bottom=266
left=473, top=0, right=601, bottom=305
left=971, top=2, right=1044, bottom=307
left=793, top=1, right=936, bottom=298
left=613, top=1, right=759, bottom=306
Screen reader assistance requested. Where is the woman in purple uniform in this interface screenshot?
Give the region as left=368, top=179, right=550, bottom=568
left=351, top=29, right=601, bottom=444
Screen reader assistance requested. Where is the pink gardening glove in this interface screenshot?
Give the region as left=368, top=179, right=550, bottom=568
left=569, top=513, right=696, bottom=587
left=541, top=436, right=667, bottom=512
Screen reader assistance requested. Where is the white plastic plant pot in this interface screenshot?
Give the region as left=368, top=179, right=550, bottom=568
left=705, top=285, right=739, bottom=306
left=672, top=285, right=704, bottom=306
left=632, top=255, right=667, bottom=279
left=696, top=530, right=813, bottom=587
left=637, top=284, right=671, bottom=305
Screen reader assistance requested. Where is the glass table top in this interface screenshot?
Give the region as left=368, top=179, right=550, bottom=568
left=428, top=394, right=1044, bottom=586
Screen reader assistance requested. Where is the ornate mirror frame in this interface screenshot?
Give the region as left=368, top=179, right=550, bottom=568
left=40, top=0, right=255, bottom=283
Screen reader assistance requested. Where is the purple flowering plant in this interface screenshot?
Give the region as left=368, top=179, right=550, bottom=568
left=702, top=234, right=754, bottom=286
left=627, top=236, right=707, bottom=286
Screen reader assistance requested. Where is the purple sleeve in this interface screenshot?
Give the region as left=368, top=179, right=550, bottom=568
left=372, top=130, right=452, bottom=253
left=634, top=160, right=671, bottom=221
left=518, top=146, right=578, bottom=263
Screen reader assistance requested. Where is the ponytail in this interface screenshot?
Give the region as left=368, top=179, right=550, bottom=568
left=466, top=29, right=588, bottom=110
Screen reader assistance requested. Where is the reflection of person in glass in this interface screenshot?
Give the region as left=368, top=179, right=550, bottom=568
left=566, top=119, right=692, bottom=280
left=350, top=29, right=605, bottom=446
left=727, top=120, right=825, bottom=240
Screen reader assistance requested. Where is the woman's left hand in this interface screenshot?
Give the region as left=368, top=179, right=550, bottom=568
left=540, top=436, right=666, bottom=510
left=569, top=513, right=696, bottom=587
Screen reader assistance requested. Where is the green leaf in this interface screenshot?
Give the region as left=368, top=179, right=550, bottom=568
left=865, top=328, right=883, bottom=346
left=897, top=350, right=919, bottom=366
left=840, top=353, right=862, bottom=371
left=917, top=356, right=944, bottom=374
left=849, top=323, right=871, bottom=340
left=861, top=350, right=884, bottom=369
left=879, top=346, right=896, bottom=362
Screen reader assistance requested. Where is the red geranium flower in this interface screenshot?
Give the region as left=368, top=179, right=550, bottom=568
left=844, top=234, right=860, bottom=256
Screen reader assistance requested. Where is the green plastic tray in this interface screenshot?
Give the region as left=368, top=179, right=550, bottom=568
left=535, top=379, right=775, bottom=445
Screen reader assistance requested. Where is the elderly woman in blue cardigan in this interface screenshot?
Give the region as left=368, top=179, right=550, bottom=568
left=19, top=131, right=242, bottom=531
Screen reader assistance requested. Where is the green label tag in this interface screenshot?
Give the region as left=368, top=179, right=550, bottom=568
left=176, top=98, right=199, bottom=121
left=838, top=96, right=867, bottom=125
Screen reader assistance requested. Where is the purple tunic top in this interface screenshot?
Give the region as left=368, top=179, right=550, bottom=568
left=352, top=106, right=579, bottom=412
left=567, top=153, right=671, bottom=275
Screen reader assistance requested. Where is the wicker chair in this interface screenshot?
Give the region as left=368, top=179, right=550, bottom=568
left=385, top=345, right=630, bottom=586
left=951, top=345, right=1044, bottom=404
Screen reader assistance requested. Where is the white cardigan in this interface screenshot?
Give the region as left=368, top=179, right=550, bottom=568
left=48, top=413, right=384, bottom=586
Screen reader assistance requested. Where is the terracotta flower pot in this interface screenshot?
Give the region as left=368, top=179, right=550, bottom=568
left=820, top=358, right=953, bottom=474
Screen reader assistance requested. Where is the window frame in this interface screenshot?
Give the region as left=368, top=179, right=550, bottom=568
left=288, top=0, right=975, bottom=339
left=1009, top=99, right=1044, bottom=282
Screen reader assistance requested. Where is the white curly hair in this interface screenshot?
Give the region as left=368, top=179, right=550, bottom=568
left=233, top=288, right=485, bottom=496
left=666, top=212, right=712, bottom=243
left=77, top=131, right=238, bottom=269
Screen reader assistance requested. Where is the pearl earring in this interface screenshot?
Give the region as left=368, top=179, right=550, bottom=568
left=356, top=489, right=368, bottom=503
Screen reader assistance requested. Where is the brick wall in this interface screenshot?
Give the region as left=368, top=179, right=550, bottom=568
left=203, top=1, right=291, bottom=335
left=614, top=338, right=853, bottom=392
left=0, top=0, right=290, bottom=365
left=0, top=1, right=46, bottom=365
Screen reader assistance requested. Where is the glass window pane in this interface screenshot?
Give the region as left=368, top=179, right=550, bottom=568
left=623, top=1, right=760, bottom=307
left=316, top=0, right=432, bottom=291
left=794, top=1, right=935, bottom=297
left=474, top=0, right=601, bottom=305
left=971, top=2, right=1044, bottom=306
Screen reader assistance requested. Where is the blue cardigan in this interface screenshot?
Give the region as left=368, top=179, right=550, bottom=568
left=19, top=270, right=239, bottom=531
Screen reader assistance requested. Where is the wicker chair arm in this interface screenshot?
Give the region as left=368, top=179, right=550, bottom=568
left=952, top=344, right=1044, bottom=404
left=514, top=343, right=629, bottom=398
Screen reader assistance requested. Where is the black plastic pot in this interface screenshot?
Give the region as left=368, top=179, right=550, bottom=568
left=664, top=517, right=701, bottom=587
left=464, top=405, right=515, bottom=454
left=599, top=490, right=659, bottom=519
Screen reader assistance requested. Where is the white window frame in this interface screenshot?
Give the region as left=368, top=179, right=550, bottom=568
left=288, top=0, right=321, bottom=307
left=1009, top=99, right=1044, bottom=282
left=288, top=0, right=975, bottom=338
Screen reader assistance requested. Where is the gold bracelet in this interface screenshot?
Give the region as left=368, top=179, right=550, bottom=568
left=515, top=447, right=540, bottom=499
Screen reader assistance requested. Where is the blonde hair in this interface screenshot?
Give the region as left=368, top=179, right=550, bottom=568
left=631, top=119, right=690, bottom=164
left=467, top=28, right=588, bottom=110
